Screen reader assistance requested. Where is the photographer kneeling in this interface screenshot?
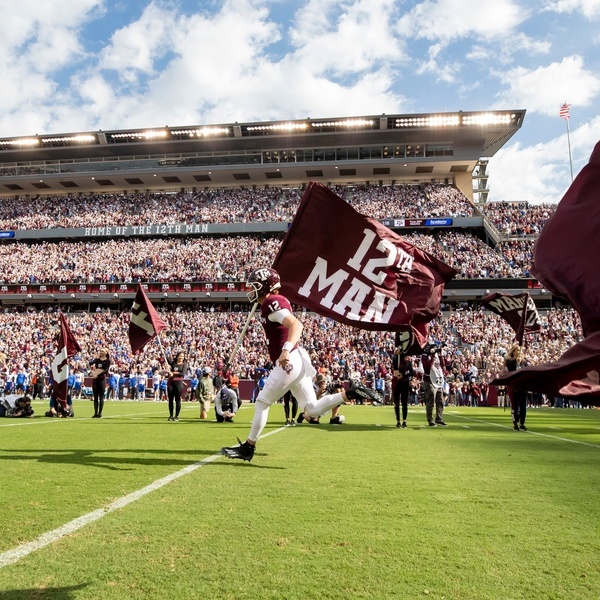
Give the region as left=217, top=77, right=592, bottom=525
left=215, top=384, right=238, bottom=423
left=1, top=395, right=34, bottom=418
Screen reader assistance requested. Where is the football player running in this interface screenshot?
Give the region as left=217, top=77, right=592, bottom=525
left=220, top=267, right=381, bottom=462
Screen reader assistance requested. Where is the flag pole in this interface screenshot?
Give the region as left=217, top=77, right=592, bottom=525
left=155, top=333, right=170, bottom=366
left=560, top=102, right=574, bottom=183
left=225, top=303, right=258, bottom=370
left=565, top=117, right=574, bottom=183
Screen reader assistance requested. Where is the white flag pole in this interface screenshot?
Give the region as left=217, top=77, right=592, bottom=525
left=225, top=303, right=258, bottom=370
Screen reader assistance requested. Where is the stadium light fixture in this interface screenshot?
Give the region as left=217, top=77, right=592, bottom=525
left=41, top=134, right=96, bottom=144
left=246, top=123, right=309, bottom=132
left=461, top=113, right=514, bottom=126
left=171, top=127, right=230, bottom=137
left=395, top=115, right=460, bottom=128
left=311, top=119, right=375, bottom=129
left=110, top=129, right=168, bottom=140
left=3, top=138, right=40, bottom=147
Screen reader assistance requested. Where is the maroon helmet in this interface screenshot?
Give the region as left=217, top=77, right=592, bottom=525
left=246, top=267, right=281, bottom=302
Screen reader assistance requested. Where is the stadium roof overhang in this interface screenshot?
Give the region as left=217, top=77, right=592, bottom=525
left=0, top=110, right=525, bottom=196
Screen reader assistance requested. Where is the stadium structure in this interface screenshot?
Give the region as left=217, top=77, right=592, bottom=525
left=0, top=109, right=549, bottom=308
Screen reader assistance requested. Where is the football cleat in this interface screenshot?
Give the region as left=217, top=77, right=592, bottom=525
left=220, top=437, right=255, bottom=462
left=345, top=381, right=383, bottom=404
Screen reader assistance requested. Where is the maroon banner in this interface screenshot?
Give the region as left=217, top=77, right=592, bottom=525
left=51, top=313, right=82, bottom=409
left=272, top=182, right=457, bottom=347
left=481, top=291, right=540, bottom=344
left=491, top=330, right=600, bottom=402
left=129, top=285, right=168, bottom=354
left=531, top=140, right=600, bottom=336
left=493, top=140, right=600, bottom=397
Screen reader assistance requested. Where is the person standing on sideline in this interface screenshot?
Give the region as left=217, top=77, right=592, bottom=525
left=107, top=371, right=118, bottom=400
left=221, top=267, right=381, bottom=461
left=227, top=370, right=240, bottom=406
left=196, top=366, right=215, bottom=419
left=505, top=344, right=528, bottom=431
left=167, top=350, right=187, bottom=421
left=153, top=370, right=162, bottom=401
left=283, top=390, right=298, bottom=426
left=420, top=345, right=448, bottom=427
left=89, top=348, right=110, bottom=418
left=188, top=372, right=199, bottom=402
left=392, top=348, right=414, bottom=428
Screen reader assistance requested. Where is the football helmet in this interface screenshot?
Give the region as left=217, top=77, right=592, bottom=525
left=246, top=267, right=281, bottom=302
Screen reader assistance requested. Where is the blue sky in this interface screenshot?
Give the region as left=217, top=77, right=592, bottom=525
left=1, top=0, right=599, bottom=203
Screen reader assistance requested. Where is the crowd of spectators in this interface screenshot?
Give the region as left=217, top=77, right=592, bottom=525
left=483, top=201, right=556, bottom=237
left=0, top=230, right=534, bottom=285
left=0, top=183, right=475, bottom=231
left=0, top=183, right=570, bottom=407
left=0, top=304, right=582, bottom=398
left=0, top=237, right=282, bottom=284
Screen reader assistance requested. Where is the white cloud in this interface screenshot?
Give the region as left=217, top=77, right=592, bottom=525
left=396, top=0, right=529, bottom=41
left=98, top=2, right=175, bottom=75
left=0, top=0, right=102, bottom=132
left=289, top=0, right=406, bottom=75
left=544, top=0, right=600, bottom=18
left=488, top=115, right=600, bottom=203
left=71, top=0, right=409, bottom=128
left=494, top=55, right=600, bottom=116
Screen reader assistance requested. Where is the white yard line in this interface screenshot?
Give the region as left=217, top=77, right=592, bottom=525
left=0, top=426, right=285, bottom=569
left=446, top=411, right=600, bottom=449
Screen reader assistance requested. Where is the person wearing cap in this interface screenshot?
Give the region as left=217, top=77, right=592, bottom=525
left=215, top=383, right=238, bottom=422
left=196, top=366, right=214, bottom=419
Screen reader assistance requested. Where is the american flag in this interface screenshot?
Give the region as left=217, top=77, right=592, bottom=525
left=559, top=102, right=571, bottom=120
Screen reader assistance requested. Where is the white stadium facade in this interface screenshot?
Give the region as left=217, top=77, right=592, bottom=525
left=0, top=110, right=549, bottom=308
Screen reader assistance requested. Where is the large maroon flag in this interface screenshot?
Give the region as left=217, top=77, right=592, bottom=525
left=493, top=140, right=600, bottom=398
left=51, top=313, right=81, bottom=408
left=129, top=285, right=168, bottom=354
left=272, top=182, right=457, bottom=349
left=481, top=291, right=541, bottom=344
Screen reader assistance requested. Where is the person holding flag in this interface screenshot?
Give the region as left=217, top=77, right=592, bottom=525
left=167, top=350, right=188, bottom=421
left=220, top=267, right=382, bottom=462
left=504, top=344, right=528, bottom=431
left=89, top=348, right=110, bottom=418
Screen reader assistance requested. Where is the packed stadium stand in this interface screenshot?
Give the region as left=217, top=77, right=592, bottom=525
left=0, top=111, right=579, bottom=400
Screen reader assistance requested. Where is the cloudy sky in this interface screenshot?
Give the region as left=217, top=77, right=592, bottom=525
left=1, top=0, right=598, bottom=203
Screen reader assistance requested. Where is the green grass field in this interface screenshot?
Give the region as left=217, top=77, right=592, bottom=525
left=1, top=399, right=600, bottom=599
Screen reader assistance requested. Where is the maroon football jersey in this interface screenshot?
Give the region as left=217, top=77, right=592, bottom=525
left=260, top=294, right=292, bottom=363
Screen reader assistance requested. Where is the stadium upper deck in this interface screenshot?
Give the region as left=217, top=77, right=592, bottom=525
left=0, top=110, right=525, bottom=198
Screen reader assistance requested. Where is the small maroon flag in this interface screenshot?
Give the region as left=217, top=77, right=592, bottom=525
left=493, top=140, right=600, bottom=398
left=481, top=291, right=541, bottom=344
left=129, top=285, right=168, bottom=354
left=51, top=313, right=81, bottom=408
left=272, top=182, right=457, bottom=348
